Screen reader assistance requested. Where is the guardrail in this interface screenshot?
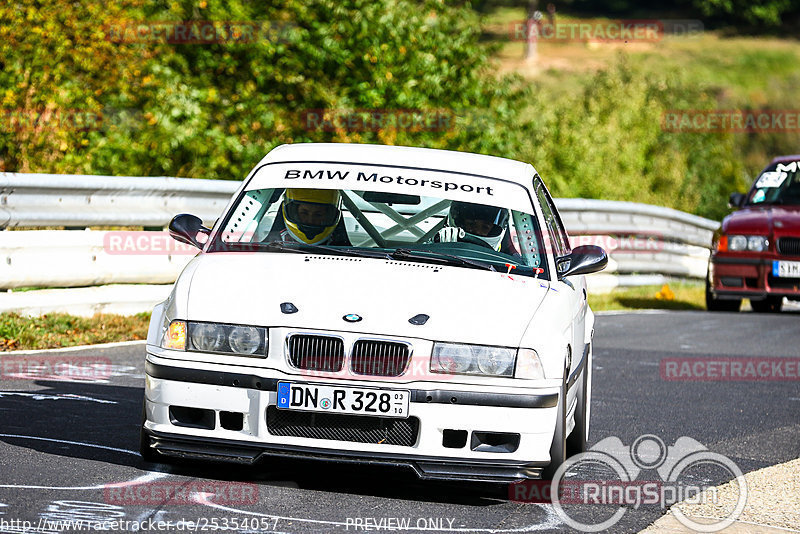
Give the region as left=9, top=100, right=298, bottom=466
left=0, top=173, right=720, bottom=291
left=0, top=172, right=236, bottom=228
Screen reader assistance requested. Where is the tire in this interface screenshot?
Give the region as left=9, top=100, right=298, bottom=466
left=566, top=353, right=590, bottom=458
left=751, top=296, right=783, bottom=313
left=705, top=278, right=741, bottom=312
left=542, top=370, right=567, bottom=480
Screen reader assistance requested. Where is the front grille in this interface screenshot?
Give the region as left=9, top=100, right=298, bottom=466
left=266, top=406, right=419, bottom=446
left=287, top=334, right=345, bottom=372
left=350, top=340, right=411, bottom=377
left=777, top=237, right=800, bottom=256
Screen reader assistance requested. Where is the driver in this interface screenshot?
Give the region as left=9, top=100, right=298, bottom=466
left=280, top=188, right=351, bottom=246
left=437, top=201, right=510, bottom=251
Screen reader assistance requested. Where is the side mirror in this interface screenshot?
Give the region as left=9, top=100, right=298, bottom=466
left=169, top=213, right=211, bottom=249
left=729, top=192, right=745, bottom=208
left=557, top=245, right=608, bottom=278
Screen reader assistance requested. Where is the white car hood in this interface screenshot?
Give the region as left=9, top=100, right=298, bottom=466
left=185, top=253, right=551, bottom=346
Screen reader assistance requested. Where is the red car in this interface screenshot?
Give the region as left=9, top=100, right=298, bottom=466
left=706, top=155, right=800, bottom=313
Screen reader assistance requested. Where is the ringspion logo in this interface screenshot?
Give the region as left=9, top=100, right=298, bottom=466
left=510, top=434, right=747, bottom=532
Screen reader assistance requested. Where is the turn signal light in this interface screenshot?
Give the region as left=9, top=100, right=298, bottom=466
left=163, top=320, right=187, bottom=350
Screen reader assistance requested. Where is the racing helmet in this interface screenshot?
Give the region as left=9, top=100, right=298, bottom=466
left=448, top=201, right=509, bottom=250
left=282, top=188, right=342, bottom=245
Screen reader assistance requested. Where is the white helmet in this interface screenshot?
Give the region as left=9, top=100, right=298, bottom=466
left=448, top=201, right=509, bottom=250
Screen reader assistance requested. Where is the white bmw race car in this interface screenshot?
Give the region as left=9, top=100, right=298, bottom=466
left=141, top=143, right=607, bottom=482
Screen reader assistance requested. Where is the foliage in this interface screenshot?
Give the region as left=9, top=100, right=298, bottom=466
left=511, top=55, right=748, bottom=220
left=693, top=0, right=800, bottom=27
left=0, top=0, right=797, bottom=221
left=1, top=0, right=530, bottom=179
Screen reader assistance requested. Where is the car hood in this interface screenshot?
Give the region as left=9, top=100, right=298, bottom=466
left=184, top=253, right=551, bottom=346
left=723, top=205, right=800, bottom=235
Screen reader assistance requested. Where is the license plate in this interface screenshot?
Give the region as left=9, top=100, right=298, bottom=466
left=773, top=260, right=800, bottom=278
left=276, top=382, right=410, bottom=418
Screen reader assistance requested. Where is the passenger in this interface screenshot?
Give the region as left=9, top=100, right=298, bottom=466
left=437, top=201, right=512, bottom=252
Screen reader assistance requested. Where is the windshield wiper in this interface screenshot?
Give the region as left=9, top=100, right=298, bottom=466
left=390, top=248, right=496, bottom=272
left=262, top=241, right=391, bottom=260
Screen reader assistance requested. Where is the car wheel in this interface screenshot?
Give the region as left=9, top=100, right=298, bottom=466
left=750, top=296, right=783, bottom=313
left=566, top=353, right=590, bottom=458
left=542, top=367, right=567, bottom=480
left=139, top=398, right=163, bottom=463
left=705, top=278, right=741, bottom=312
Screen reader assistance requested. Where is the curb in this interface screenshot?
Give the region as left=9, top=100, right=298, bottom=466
left=1, top=340, right=146, bottom=355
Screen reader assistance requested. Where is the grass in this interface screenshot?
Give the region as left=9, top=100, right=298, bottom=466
left=482, top=7, right=800, bottom=101
left=588, top=282, right=706, bottom=312
left=0, top=312, right=151, bottom=351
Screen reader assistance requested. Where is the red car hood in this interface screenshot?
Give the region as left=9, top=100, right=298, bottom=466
left=723, top=205, right=800, bottom=235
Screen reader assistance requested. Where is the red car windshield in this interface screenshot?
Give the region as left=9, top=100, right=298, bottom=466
left=747, top=161, right=800, bottom=206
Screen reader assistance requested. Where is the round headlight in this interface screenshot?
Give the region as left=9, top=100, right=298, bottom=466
left=476, top=347, right=515, bottom=376
left=728, top=235, right=747, bottom=251
left=228, top=326, right=262, bottom=355
left=747, top=236, right=767, bottom=252
left=191, top=323, right=225, bottom=352
left=433, top=344, right=474, bottom=374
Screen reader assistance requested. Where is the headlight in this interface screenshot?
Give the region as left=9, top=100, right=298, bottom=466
left=164, top=321, right=267, bottom=357
left=191, top=323, right=226, bottom=352
left=725, top=235, right=767, bottom=252
left=431, top=343, right=516, bottom=377
left=747, top=236, right=768, bottom=252
left=728, top=235, right=748, bottom=251
left=475, top=346, right=516, bottom=376
left=228, top=326, right=262, bottom=355
left=431, top=343, right=474, bottom=374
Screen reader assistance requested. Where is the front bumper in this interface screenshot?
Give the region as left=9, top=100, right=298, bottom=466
left=142, top=355, right=561, bottom=483
left=709, top=255, right=800, bottom=300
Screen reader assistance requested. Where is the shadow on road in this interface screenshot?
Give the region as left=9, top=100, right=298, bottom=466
left=0, top=379, right=507, bottom=506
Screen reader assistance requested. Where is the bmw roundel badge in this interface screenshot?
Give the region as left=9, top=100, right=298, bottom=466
left=343, top=313, right=362, bottom=323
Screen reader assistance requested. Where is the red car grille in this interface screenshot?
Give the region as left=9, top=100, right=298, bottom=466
left=777, top=237, right=800, bottom=257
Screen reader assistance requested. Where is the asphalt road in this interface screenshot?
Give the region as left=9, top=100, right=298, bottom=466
left=0, top=310, right=798, bottom=534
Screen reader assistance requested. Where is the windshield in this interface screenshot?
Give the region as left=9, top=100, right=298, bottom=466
left=209, top=186, right=548, bottom=278
left=747, top=160, right=800, bottom=206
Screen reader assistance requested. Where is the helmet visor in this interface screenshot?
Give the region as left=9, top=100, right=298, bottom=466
left=284, top=200, right=340, bottom=228
left=450, top=203, right=509, bottom=237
